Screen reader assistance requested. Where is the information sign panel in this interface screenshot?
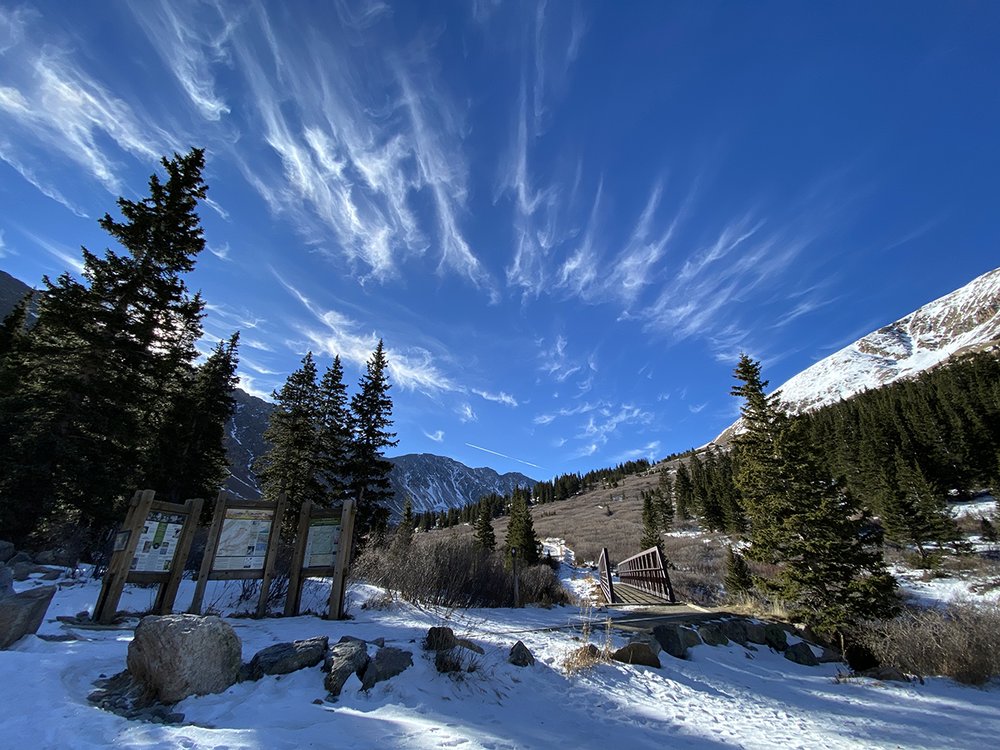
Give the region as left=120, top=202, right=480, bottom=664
left=130, top=510, right=185, bottom=572
left=304, top=515, right=341, bottom=569
left=213, top=508, right=274, bottom=571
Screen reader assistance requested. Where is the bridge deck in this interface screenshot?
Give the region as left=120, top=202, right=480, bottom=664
left=610, top=582, right=676, bottom=606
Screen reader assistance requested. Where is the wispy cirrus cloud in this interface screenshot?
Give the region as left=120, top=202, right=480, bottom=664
left=0, top=11, right=175, bottom=197
left=457, top=403, right=478, bottom=422
left=424, top=429, right=445, bottom=443
left=472, top=388, right=519, bottom=407
left=277, top=271, right=458, bottom=394
left=19, top=229, right=84, bottom=275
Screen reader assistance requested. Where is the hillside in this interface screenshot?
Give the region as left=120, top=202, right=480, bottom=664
left=716, top=266, right=1000, bottom=444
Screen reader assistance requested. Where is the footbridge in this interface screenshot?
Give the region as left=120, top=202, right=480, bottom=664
left=598, top=545, right=677, bottom=606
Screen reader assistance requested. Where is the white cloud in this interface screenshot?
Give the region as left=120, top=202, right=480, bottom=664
left=0, top=229, right=7, bottom=258
left=424, top=429, right=445, bottom=443
left=21, top=230, right=84, bottom=275
left=472, top=388, right=519, bottom=407
left=457, top=403, right=477, bottom=422
left=688, top=403, right=707, bottom=414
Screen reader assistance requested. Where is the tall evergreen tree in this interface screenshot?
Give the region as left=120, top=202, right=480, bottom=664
left=145, top=333, right=240, bottom=503
left=393, top=496, right=415, bottom=549
left=723, top=546, right=754, bottom=600
left=349, top=340, right=398, bottom=543
left=473, top=503, right=497, bottom=551
left=0, top=149, right=210, bottom=549
left=254, top=352, right=323, bottom=532
left=674, top=462, right=694, bottom=520
left=882, top=451, right=959, bottom=567
left=505, top=492, right=540, bottom=565
left=316, top=355, right=354, bottom=504
left=640, top=491, right=662, bottom=551
left=656, top=468, right=675, bottom=531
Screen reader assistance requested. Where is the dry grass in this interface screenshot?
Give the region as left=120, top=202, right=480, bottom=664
left=858, top=600, right=1000, bottom=685
left=563, top=604, right=614, bottom=674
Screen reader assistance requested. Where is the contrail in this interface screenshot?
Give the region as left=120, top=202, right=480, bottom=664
left=465, top=443, right=544, bottom=471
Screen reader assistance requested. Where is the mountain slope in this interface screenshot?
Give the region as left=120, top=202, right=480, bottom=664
left=717, top=265, right=1000, bottom=443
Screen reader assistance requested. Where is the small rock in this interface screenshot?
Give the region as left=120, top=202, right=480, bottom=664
left=697, top=622, right=729, bottom=647
left=360, top=647, right=413, bottom=690
left=424, top=626, right=457, bottom=651
left=611, top=639, right=661, bottom=668
left=455, top=637, right=484, bottom=655
left=861, top=666, right=910, bottom=683
left=372, top=637, right=385, bottom=647
left=11, top=562, right=35, bottom=582
left=509, top=640, right=534, bottom=667
left=784, top=641, right=819, bottom=667
left=312, top=698, right=323, bottom=705
left=324, top=640, right=369, bottom=697
left=0, top=541, right=14, bottom=564
left=244, top=636, right=329, bottom=681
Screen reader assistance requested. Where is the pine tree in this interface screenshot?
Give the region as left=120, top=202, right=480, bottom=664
left=349, top=340, right=398, bottom=543
left=505, top=491, right=540, bottom=565
left=674, top=462, right=694, bottom=520
left=640, top=491, right=662, bottom=551
left=731, top=355, right=897, bottom=640
left=723, top=546, right=753, bottom=600
left=393, top=496, right=414, bottom=549
left=254, top=352, right=323, bottom=532
left=0, top=149, right=210, bottom=549
left=473, top=503, right=497, bottom=551
left=316, top=356, right=354, bottom=505
left=882, top=451, right=959, bottom=567
left=145, top=333, right=240, bottom=503
left=656, top=468, right=675, bottom=531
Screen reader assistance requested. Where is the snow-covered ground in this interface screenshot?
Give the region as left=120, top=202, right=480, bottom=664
left=3, top=553, right=1000, bottom=750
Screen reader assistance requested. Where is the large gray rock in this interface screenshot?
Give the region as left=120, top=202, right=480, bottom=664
left=0, top=584, right=56, bottom=649
left=360, top=647, right=413, bottom=690
left=243, top=636, right=329, bottom=681
left=0, top=540, right=14, bottom=563
left=764, top=624, right=789, bottom=652
left=324, top=640, right=370, bottom=697
left=721, top=619, right=750, bottom=645
left=784, top=641, right=819, bottom=667
left=424, top=626, right=457, bottom=651
left=861, top=666, right=910, bottom=682
left=611, top=638, right=661, bottom=668
left=509, top=640, right=534, bottom=667
left=652, top=624, right=693, bottom=659
left=697, top=622, right=729, bottom=647
left=127, top=615, right=242, bottom=704
left=744, top=621, right=768, bottom=645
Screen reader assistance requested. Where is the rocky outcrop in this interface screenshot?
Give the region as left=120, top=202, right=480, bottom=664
left=127, top=615, right=241, bottom=704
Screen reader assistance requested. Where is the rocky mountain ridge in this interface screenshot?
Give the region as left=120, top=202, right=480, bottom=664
left=715, top=265, right=1000, bottom=444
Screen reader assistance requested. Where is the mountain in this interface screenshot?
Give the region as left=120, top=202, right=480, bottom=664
left=0, top=270, right=38, bottom=323
left=716, top=265, right=1000, bottom=443
left=385, top=453, right=536, bottom=517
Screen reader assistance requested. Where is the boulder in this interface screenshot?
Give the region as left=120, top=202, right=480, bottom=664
left=0, top=540, right=14, bottom=564
left=784, top=642, right=819, bottom=667
left=127, top=615, right=241, bottom=704
left=0, top=584, right=57, bottom=649
left=243, top=636, right=329, bottom=681
left=11, top=562, right=35, bottom=582
left=360, top=646, right=413, bottom=690
left=697, top=622, right=729, bottom=647
left=611, top=638, right=661, bottom=668
left=744, top=621, right=768, bottom=645
left=818, top=647, right=843, bottom=664
left=0, top=565, right=13, bottom=599
left=34, top=549, right=76, bottom=568
left=424, top=626, right=457, bottom=651
left=509, top=640, right=534, bottom=667
left=324, top=640, right=370, bottom=697
left=721, top=619, right=750, bottom=645
left=764, top=624, right=788, bottom=652
left=861, top=666, right=910, bottom=683
left=652, top=624, right=691, bottom=659
left=8, top=551, right=32, bottom=566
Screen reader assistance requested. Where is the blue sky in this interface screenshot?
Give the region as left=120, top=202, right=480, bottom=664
left=1, top=1, right=998, bottom=481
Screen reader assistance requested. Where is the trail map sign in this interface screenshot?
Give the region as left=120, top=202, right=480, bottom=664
left=188, top=491, right=286, bottom=618
left=284, top=497, right=357, bottom=619
left=93, top=490, right=203, bottom=624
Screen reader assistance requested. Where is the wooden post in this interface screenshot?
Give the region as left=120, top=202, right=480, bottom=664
left=93, top=490, right=155, bottom=624
left=326, top=497, right=356, bottom=620
left=657, top=545, right=676, bottom=603
left=284, top=498, right=313, bottom=617
left=152, top=496, right=203, bottom=614
left=188, top=490, right=228, bottom=615
left=598, top=547, right=616, bottom=605
left=255, top=492, right=287, bottom=618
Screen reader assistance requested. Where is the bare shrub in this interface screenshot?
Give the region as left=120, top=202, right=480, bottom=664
left=663, top=534, right=727, bottom=606
left=352, top=535, right=569, bottom=608
left=563, top=605, right=613, bottom=674
left=858, top=600, right=1000, bottom=685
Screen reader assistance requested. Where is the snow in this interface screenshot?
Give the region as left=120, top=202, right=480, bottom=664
left=4, top=561, right=1000, bottom=749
